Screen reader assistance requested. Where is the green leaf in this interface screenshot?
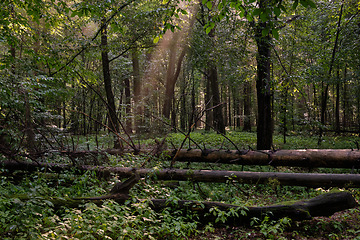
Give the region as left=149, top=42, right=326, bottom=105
left=272, top=29, right=279, bottom=40
left=307, top=0, right=316, bottom=8
left=153, top=36, right=160, bottom=44
left=262, top=27, right=269, bottom=36
left=253, top=9, right=261, bottom=16
left=300, top=0, right=308, bottom=8
left=206, top=26, right=212, bottom=35
left=205, top=22, right=215, bottom=34
left=274, top=7, right=281, bottom=17
left=292, top=0, right=299, bottom=9
left=180, top=9, right=188, bottom=15
left=206, top=1, right=212, bottom=10
left=246, top=14, right=253, bottom=22
left=218, top=2, right=223, bottom=10
left=260, top=12, right=268, bottom=22
left=279, top=4, right=287, bottom=12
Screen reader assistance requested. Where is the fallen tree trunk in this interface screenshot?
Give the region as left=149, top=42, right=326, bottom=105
left=15, top=192, right=358, bottom=224
left=104, top=149, right=360, bottom=169
left=20, top=149, right=360, bottom=169
left=149, top=191, right=358, bottom=223
left=2, top=160, right=360, bottom=188
left=161, top=149, right=360, bottom=169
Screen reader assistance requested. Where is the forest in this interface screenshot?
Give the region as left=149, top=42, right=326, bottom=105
left=1, top=0, right=360, bottom=239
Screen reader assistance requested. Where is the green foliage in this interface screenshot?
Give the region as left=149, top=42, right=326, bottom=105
left=251, top=216, right=292, bottom=239
left=1, top=128, right=360, bottom=239
left=166, top=130, right=359, bottom=150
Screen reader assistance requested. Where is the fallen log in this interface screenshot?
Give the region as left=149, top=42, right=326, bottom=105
left=6, top=148, right=360, bottom=169
left=26, top=149, right=360, bottom=169
left=149, top=191, right=358, bottom=223
left=14, top=192, right=358, bottom=224
left=161, top=149, right=360, bottom=169
left=2, top=160, right=360, bottom=188
left=103, top=148, right=360, bottom=169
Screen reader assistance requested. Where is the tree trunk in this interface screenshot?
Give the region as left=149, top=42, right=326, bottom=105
left=4, top=159, right=360, bottom=188
left=180, top=80, right=187, bottom=131
left=208, top=65, right=225, bottom=134
left=319, top=3, right=343, bottom=142
left=162, top=33, right=187, bottom=121
left=343, top=66, right=348, bottom=130
left=255, top=19, right=272, bottom=150
left=160, top=148, right=360, bottom=169
left=205, top=74, right=213, bottom=131
left=149, top=192, right=357, bottom=224
left=124, top=77, right=132, bottom=133
left=23, top=91, right=36, bottom=153
left=16, top=148, right=360, bottom=169
left=243, top=81, right=252, bottom=131
left=335, top=74, right=340, bottom=133
left=206, top=26, right=225, bottom=134
left=132, top=49, right=142, bottom=133
left=101, top=18, right=121, bottom=149
left=227, top=86, right=232, bottom=128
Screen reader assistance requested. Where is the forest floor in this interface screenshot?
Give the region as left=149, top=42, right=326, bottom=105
left=191, top=207, right=360, bottom=239
left=1, top=131, right=360, bottom=239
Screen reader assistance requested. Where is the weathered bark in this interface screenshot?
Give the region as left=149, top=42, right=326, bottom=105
left=101, top=18, right=121, bottom=149
left=6, top=148, right=360, bottom=169
left=208, top=65, right=226, bottom=134
left=124, top=77, right=132, bottom=133
left=3, top=159, right=360, bottom=188
left=160, top=149, right=360, bottom=169
left=255, top=18, right=273, bottom=150
left=132, top=49, right=142, bottom=133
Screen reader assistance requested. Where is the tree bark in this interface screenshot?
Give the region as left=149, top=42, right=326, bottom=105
left=132, top=49, right=142, bottom=133
left=161, top=148, right=360, bottom=169
left=255, top=16, right=273, bottom=150
left=243, top=81, right=252, bottom=131
left=124, top=77, right=132, bottom=133
left=3, top=159, right=360, bottom=188
left=101, top=18, right=121, bottom=149
left=208, top=65, right=226, bottom=134
left=205, top=74, right=213, bottom=131
left=206, top=26, right=225, bottom=134
left=335, top=78, right=340, bottom=133
left=6, top=148, right=360, bottom=169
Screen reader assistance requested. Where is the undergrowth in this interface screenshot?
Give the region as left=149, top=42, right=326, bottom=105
left=0, top=131, right=359, bottom=239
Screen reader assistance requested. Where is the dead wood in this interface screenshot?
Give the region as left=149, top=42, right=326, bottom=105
left=149, top=191, right=358, bottom=224
left=2, top=160, right=360, bottom=188
left=14, top=191, right=358, bottom=224
left=12, top=148, right=360, bottom=169
left=107, top=148, right=360, bottom=169
left=161, top=149, right=360, bottom=169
